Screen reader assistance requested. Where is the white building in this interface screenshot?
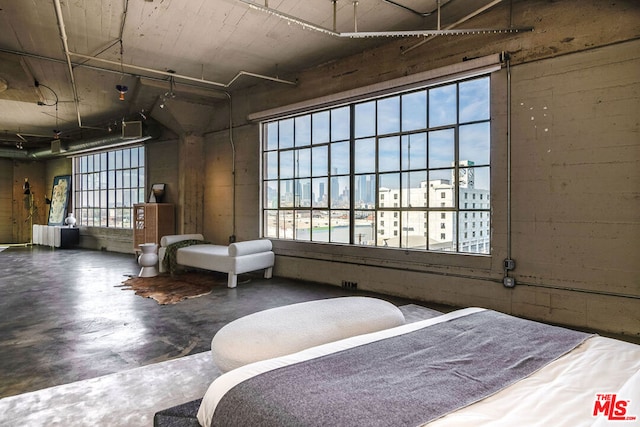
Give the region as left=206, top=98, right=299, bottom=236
left=377, top=161, right=490, bottom=253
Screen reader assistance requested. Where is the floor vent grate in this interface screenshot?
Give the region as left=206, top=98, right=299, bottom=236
left=341, top=280, right=358, bottom=289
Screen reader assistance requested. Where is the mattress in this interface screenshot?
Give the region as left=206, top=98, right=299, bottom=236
left=197, top=308, right=640, bottom=427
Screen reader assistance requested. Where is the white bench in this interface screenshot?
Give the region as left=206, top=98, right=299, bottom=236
left=211, top=296, right=406, bottom=372
left=158, top=234, right=274, bottom=288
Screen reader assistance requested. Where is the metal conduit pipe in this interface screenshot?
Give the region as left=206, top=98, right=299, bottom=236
left=506, top=57, right=512, bottom=261
left=226, top=92, right=237, bottom=243
left=69, top=52, right=296, bottom=88
left=202, top=92, right=237, bottom=243
left=502, top=51, right=515, bottom=288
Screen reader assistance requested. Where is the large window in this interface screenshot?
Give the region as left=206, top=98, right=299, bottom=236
left=72, top=146, right=145, bottom=228
left=262, top=75, right=491, bottom=254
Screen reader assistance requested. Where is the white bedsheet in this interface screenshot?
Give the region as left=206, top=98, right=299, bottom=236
left=197, top=307, right=640, bottom=427
left=427, top=336, right=640, bottom=427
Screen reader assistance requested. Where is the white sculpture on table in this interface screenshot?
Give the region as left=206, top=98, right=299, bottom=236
left=64, top=212, right=76, bottom=228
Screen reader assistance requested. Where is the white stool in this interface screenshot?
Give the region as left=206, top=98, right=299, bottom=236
left=138, top=243, right=159, bottom=277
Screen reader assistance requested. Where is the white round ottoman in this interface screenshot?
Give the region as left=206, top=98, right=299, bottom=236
left=211, top=296, right=406, bottom=373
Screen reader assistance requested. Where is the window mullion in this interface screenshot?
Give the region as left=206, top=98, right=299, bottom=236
left=349, top=104, right=356, bottom=245
left=262, top=74, right=491, bottom=254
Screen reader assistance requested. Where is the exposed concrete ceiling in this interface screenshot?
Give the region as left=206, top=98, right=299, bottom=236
left=0, top=0, right=518, bottom=157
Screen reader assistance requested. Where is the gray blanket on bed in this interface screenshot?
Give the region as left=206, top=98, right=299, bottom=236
left=211, top=310, right=591, bottom=427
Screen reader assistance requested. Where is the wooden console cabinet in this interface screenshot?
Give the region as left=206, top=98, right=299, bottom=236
left=133, top=203, right=175, bottom=250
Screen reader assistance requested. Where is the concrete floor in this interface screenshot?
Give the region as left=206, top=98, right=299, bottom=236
left=0, top=245, right=453, bottom=399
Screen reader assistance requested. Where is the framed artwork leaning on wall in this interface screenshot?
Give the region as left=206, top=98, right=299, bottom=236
left=48, top=175, right=71, bottom=226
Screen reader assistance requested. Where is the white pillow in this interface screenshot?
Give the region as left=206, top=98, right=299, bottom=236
left=211, top=296, right=405, bottom=372
left=228, top=239, right=272, bottom=256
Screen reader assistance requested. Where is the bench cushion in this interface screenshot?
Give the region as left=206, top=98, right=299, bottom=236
left=211, top=296, right=405, bottom=373
left=176, top=245, right=233, bottom=272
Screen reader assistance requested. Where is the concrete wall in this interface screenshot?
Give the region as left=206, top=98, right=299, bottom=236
left=507, top=42, right=640, bottom=332
left=203, top=0, right=640, bottom=337
left=0, top=0, right=636, bottom=337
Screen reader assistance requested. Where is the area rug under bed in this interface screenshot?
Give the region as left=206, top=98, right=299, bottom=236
left=0, top=352, right=219, bottom=427
left=154, top=304, right=443, bottom=427
left=0, top=304, right=440, bottom=427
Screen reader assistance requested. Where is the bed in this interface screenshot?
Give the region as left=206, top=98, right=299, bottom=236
left=197, top=307, right=640, bottom=427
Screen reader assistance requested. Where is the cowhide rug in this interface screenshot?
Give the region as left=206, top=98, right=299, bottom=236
left=117, top=271, right=229, bottom=305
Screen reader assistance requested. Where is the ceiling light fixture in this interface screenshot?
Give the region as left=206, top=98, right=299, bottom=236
left=240, top=0, right=338, bottom=36
left=238, top=0, right=533, bottom=38
left=116, top=84, right=128, bottom=101
left=401, top=0, right=515, bottom=54
left=341, top=28, right=532, bottom=38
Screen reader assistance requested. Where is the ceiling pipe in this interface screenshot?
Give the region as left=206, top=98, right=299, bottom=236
left=48, top=0, right=295, bottom=143
left=0, top=118, right=162, bottom=160
left=53, top=0, right=83, bottom=129
left=0, top=133, right=153, bottom=160
left=3, top=0, right=293, bottom=155
left=0, top=47, right=231, bottom=96
left=0, top=148, right=29, bottom=159
left=68, top=52, right=296, bottom=87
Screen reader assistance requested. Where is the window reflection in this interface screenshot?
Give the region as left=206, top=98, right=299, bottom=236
left=73, top=146, right=145, bottom=228
left=262, top=76, right=491, bottom=254
left=377, top=96, right=400, bottom=135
